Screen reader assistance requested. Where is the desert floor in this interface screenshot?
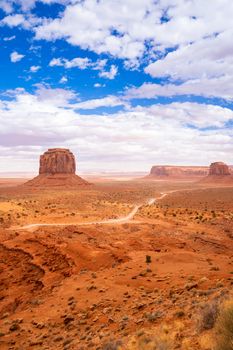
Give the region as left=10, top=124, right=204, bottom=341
left=0, top=178, right=232, bottom=350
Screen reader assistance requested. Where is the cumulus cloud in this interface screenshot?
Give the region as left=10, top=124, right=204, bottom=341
left=73, top=96, right=128, bottom=110
left=0, top=0, right=70, bottom=12
left=126, top=76, right=233, bottom=101
left=99, top=65, right=118, bottom=80
left=1, top=14, right=25, bottom=26
left=33, top=1, right=233, bottom=59
left=30, top=65, right=40, bottom=72
left=94, top=83, right=105, bottom=88
left=2, top=1, right=233, bottom=98
left=0, top=0, right=13, bottom=13
left=3, top=35, right=16, bottom=41
left=28, top=1, right=233, bottom=97
left=49, top=57, right=91, bottom=69
left=35, top=1, right=156, bottom=60
left=0, top=88, right=232, bottom=172
left=59, top=76, right=68, bottom=84
left=34, top=84, right=78, bottom=107
left=49, top=56, right=117, bottom=79
left=134, top=102, right=233, bottom=129
left=10, top=51, right=24, bottom=62
left=142, top=29, right=233, bottom=100
left=1, top=13, right=42, bottom=29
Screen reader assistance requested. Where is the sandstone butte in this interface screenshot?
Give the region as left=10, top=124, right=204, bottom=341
left=24, top=148, right=90, bottom=187
left=200, top=161, right=233, bottom=184
left=208, top=161, right=231, bottom=176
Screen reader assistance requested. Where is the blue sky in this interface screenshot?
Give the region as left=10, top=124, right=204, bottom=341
left=0, top=0, right=233, bottom=173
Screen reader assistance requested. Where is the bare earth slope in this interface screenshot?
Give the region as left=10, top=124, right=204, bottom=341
left=0, top=180, right=232, bottom=349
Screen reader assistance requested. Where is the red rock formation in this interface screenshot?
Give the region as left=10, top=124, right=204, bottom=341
left=25, top=148, right=89, bottom=187
left=150, top=166, right=169, bottom=177
left=39, top=149, right=76, bottom=175
left=200, top=161, right=233, bottom=185
left=209, top=162, right=231, bottom=176
left=148, top=165, right=208, bottom=179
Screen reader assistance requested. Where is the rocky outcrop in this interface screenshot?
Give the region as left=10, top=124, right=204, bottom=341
left=148, top=166, right=208, bottom=179
left=208, top=162, right=231, bottom=176
left=200, top=161, right=233, bottom=185
left=150, top=166, right=169, bottom=177
left=39, top=149, right=76, bottom=175
left=25, top=148, right=89, bottom=187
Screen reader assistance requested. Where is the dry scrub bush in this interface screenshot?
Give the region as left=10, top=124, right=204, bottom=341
left=126, top=334, right=172, bottom=350
left=125, top=326, right=174, bottom=350
left=197, top=301, right=219, bottom=332
left=214, top=300, right=233, bottom=350
left=102, top=340, right=123, bottom=350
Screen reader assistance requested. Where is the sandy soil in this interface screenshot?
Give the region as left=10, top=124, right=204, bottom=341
left=0, top=179, right=232, bottom=349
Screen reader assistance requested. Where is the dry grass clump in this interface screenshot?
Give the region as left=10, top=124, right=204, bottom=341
left=125, top=326, right=175, bottom=350
left=102, top=340, right=123, bottom=350
left=197, top=301, right=219, bottom=332
left=126, top=334, right=172, bottom=350
left=214, top=300, right=233, bottom=350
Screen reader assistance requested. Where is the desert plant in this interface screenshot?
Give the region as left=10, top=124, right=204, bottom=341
left=197, top=301, right=219, bottom=332
left=126, top=330, right=173, bottom=350
left=214, top=300, right=233, bottom=350
left=102, top=340, right=123, bottom=350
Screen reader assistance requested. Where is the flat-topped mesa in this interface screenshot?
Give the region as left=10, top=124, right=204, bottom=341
left=24, top=148, right=90, bottom=187
left=209, top=162, right=231, bottom=176
left=150, top=166, right=169, bottom=177
left=149, top=165, right=208, bottom=178
left=39, top=148, right=76, bottom=175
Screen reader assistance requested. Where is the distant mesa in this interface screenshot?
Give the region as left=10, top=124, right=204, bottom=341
left=200, top=161, right=233, bottom=185
left=208, top=162, right=231, bottom=176
left=25, top=148, right=90, bottom=187
left=147, top=165, right=208, bottom=179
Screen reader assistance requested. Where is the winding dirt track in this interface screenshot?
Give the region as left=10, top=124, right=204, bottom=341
left=15, top=192, right=171, bottom=231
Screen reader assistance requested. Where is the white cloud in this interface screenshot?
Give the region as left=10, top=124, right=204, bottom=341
left=29, top=0, right=233, bottom=97
left=123, top=27, right=233, bottom=100
left=134, top=102, right=233, bottom=129
left=99, top=65, right=118, bottom=80
left=0, top=88, right=232, bottom=172
left=34, top=84, right=78, bottom=107
left=0, top=0, right=13, bottom=13
left=33, top=1, right=233, bottom=61
left=59, top=76, right=68, bottom=84
left=94, top=83, right=105, bottom=88
left=3, top=35, right=16, bottom=41
left=126, top=76, right=233, bottom=101
left=145, top=29, right=233, bottom=79
left=1, top=13, right=42, bottom=29
left=73, top=96, right=128, bottom=110
left=30, top=65, right=40, bottom=72
left=2, top=1, right=232, bottom=99
left=1, top=14, right=25, bottom=26
left=49, top=56, right=91, bottom=69
left=0, top=0, right=70, bottom=13
left=35, top=1, right=155, bottom=60
left=10, top=51, right=24, bottom=62
left=49, top=56, right=117, bottom=79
